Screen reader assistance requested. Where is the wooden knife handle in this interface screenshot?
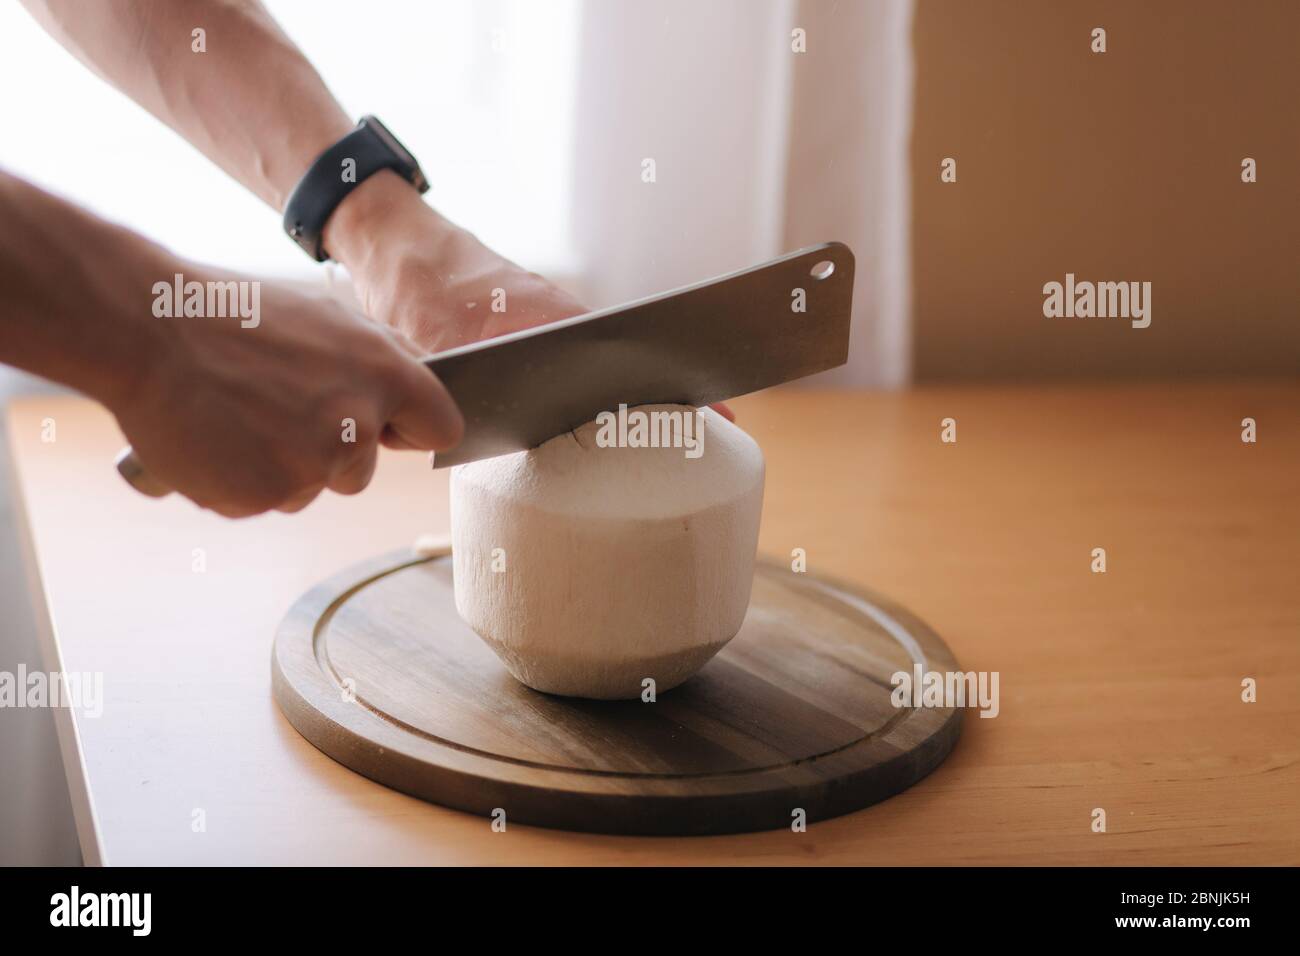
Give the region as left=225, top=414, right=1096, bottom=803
left=114, top=446, right=173, bottom=498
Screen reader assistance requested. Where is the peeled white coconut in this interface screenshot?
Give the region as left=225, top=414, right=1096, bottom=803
left=450, top=405, right=764, bottom=699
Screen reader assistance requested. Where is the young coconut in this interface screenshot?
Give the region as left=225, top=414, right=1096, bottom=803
left=450, top=404, right=764, bottom=699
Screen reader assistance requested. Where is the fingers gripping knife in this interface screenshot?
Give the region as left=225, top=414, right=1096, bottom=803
left=114, top=242, right=855, bottom=494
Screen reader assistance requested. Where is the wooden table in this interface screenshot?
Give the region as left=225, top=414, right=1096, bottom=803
left=8, top=383, right=1298, bottom=865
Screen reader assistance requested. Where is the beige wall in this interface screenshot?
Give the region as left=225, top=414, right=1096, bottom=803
left=910, top=0, right=1300, bottom=381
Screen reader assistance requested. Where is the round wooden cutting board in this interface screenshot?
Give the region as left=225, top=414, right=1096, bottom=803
left=272, top=546, right=962, bottom=835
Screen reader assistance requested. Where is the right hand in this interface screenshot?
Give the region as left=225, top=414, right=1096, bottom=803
left=110, top=275, right=463, bottom=517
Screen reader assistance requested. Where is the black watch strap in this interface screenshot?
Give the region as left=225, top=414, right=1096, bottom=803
left=282, top=115, right=429, bottom=262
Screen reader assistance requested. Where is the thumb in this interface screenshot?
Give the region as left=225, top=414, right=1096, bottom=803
left=385, top=359, right=465, bottom=452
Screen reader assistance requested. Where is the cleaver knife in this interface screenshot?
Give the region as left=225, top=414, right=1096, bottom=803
left=115, top=241, right=853, bottom=492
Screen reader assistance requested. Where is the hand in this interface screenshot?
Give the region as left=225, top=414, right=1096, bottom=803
left=323, top=173, right=734, bottom=421
left=110, top=274, right=463, bottom=518
left=324, top=172, right=587, bottom=352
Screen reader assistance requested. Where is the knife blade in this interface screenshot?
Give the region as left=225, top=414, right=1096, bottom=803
left=426, top=240, right=854, bottom=467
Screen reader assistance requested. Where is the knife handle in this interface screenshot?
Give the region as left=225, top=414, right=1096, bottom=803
left=115, top=446, right=174, bottom=498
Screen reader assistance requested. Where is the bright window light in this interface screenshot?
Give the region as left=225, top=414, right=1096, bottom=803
left=0, top=0, right=580, bottom=279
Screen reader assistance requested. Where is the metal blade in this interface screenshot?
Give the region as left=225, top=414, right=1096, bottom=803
left=426, top=241, right=854, bottom=467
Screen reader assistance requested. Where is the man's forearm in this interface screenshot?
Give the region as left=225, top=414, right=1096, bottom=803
left=0, top=169, right=172, bottom=407
left=21, top=0, right=352, bottom=211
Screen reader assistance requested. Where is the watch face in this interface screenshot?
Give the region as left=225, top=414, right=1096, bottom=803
left=361, top=115, right=418, bottom=169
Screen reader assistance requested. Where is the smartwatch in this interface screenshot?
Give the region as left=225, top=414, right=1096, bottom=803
left=282, top=115, right=429, bottom=261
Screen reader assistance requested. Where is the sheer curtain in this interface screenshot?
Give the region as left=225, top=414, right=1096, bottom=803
left=568, top=0, right=913, bottom=387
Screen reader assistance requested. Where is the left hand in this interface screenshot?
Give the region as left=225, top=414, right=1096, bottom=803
left=323, top=171, right=586, bottom=352
left=323, top=171, right=734, bottom=421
